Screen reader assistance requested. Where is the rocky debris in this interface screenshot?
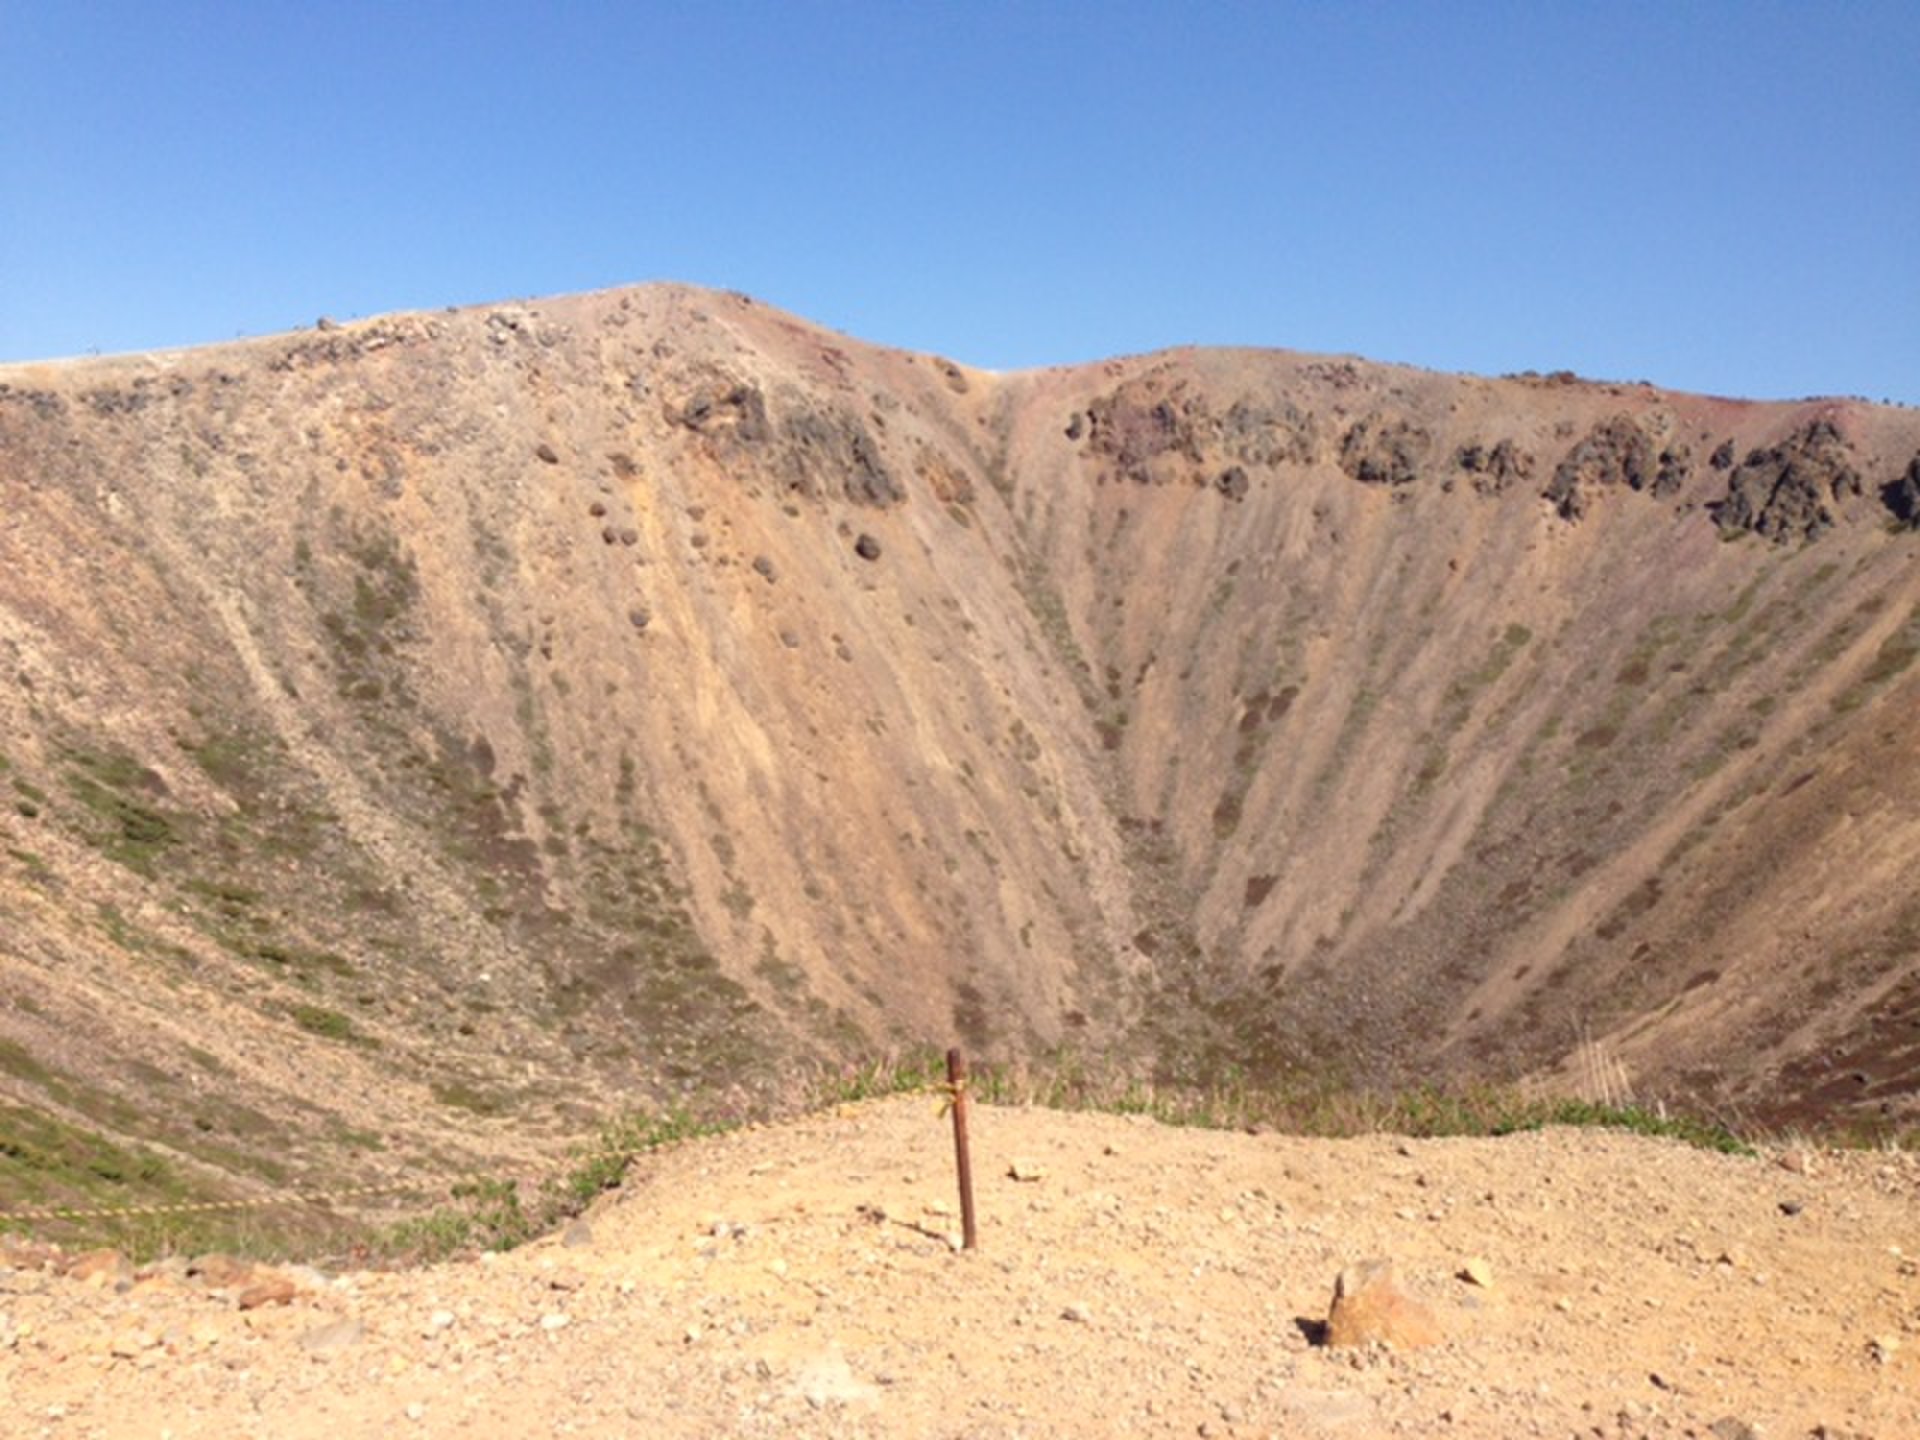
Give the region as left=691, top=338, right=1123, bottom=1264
left=668, top=367, right=902, bottom=507
left=670, top=371, right=772, bottom=445
left=1881, top=453, right=1920, bottom=527
left=1545, top=415, right=1686, bottom=519
left=779, top=400, right=902, bottom=506
left=1073, top=379, right=1320, bottom=489
left=1079, top=375, right=1209, bottom=484
left=1221, top=396, right=1320, bottom=468
left=1710, top=419, right=1862, bottom=543
left=1325, top=1258, right=1444, bottom=1349
left=1453, top=439, right=1535, bottom=496
left=1339, top=415, right=1431, bottom=487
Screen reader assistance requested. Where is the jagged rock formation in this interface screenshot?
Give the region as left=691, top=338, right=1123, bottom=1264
left=2, top=285, right=1918, bottom=1215
left=1711, top=419, right=1864, bottom=543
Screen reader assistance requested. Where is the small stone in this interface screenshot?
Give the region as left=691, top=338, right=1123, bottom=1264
left=299, top=1318, right=364, bottom=1355
left=1779, top=1199, right=1804, bottom=1217
left=406, top=1402, right=426, bottom=1421
left=1325, top=1259, right=1443, bottom=1350
left=237, top=1274, right=298, bottom=1311
left=427, top=1310, right=456, bottom=1332
left=561, top=1220, right=593, bottom=1248
left=1709, top=1417, right=1760, bottom=1440
left=66, top=1248, right=132, bottom=1285
left=189, top=1253, right=252, bottom=1289
left=1460, top=1257, right=1494, bottom=1288
left=1869, top=1335, right=1900, bottom=1364
left=752, top=555, right=777, bottom=582
left=853, top=533, right=881, bottom=561
left=1008, top=1159, right=1047, bottom=1183
left=535, top=443, right=559, bottom=465
left=1062, top=1302, right=1092, bottom=1324
left=540, top=1313, right=570, bottom=1333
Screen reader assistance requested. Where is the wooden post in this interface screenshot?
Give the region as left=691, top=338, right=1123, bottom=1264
left=947, top=1046, right=978, bottom=1251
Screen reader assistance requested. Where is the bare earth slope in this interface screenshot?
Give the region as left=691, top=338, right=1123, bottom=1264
left=2, top=284, right=1919, bottom=1211
left=3, top=1098, right=1917, bottom=1438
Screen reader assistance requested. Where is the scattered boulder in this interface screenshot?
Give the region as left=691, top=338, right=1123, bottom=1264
left=1214, top=465, right=1250, bottom=502
left=1710, top=419, right=1862, bottom=543
left=1325, top=1258, right=1444, bottom=1349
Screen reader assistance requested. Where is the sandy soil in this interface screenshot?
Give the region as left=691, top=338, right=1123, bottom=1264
left=3, top=1096, right=1916, bottom=1438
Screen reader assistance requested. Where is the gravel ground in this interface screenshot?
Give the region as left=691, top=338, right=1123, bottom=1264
left=3, top=1097, right=1916, bottom=1438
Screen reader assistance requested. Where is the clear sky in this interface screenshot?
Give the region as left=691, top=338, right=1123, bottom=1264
left=4, top=2, right=1916, bottom=402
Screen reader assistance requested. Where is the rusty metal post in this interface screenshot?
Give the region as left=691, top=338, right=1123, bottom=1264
left=947, top=1046, right=978, bottom=1251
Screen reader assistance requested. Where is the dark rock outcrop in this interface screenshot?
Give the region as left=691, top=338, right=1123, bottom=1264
left=1454, top=439, right=1535, bottom=497
left=1882, top=454, right=1920, bottom=529
left=1081, top=377, right=1209, bottom=484
left=1710, top=419, right=1862, bottom=543
left=1545, top=415, right=1682, bottom=520
left=1339, top=415, right=1430, bottom=487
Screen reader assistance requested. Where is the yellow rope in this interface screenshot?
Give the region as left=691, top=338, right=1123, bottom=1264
left=0, top=1086, right=949, bottom=1226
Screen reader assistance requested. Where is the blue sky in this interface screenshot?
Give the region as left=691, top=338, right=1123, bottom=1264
left=4, top=2, right=1916, bottom=402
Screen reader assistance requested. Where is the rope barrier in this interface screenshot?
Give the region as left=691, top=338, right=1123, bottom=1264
left=0, top=1083, right=951, bottom=1228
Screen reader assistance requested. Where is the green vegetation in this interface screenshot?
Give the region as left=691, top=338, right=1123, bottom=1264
left=375, top=1108, right=727, bottom=1262
left=61, top=748, right=179, bottom=875
left=290, top=1004, right=361, bottom=1043
left=7, top=1044, right=1878, bottom=1268
left=1830, top=601, right=1920, bottom=713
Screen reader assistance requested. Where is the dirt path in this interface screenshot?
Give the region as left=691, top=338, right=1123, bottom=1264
left=4, top=1097, right=1916, bottom=1438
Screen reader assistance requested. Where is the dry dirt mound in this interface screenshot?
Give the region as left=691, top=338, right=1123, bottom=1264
left=4, top=1098, right=1916, bottom=1438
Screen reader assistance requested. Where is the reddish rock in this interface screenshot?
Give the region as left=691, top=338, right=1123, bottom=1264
left=236, top=1272, right=299, bottom=1310
left=1326, top=1258, right=1444, bottom=1350
left=187, top=1253, right=253, bottom=1289
left=65, top=1248, right=133, bottom=1286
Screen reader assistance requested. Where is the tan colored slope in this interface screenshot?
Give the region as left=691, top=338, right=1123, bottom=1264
left=1, top=285, right=1919, bottom=1219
